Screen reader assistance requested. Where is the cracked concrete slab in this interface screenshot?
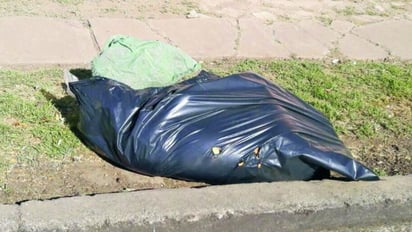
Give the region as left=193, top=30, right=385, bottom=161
left=0, top=16, right=96, bottom=65
left=405, top=12, right=412, bottom=21
left=297, top=20, right=340, bottom=48
left=148, top=18, right=237, bottom=58
left=271, top=22, right=331, bottom=58
left=330, top=20, right=355, bottom=35
left=0, top=16, right=411, bottom=66
left=237, top=18, right=290, bottom=58
left=353, top=20, right=412, bottom=60
left=349, top=15, right=386, bottom=25
left=0, top=204, right=19, bottom=232
left=338, top=33, right=388, bottom=60
left=88, top=18, right=166, bottom=49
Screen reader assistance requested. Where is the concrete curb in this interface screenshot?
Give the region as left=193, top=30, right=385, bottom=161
left=1, top=176, right=411, bottom=231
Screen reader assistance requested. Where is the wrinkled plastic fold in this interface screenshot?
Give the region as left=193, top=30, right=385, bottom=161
left=70, top=71, right=378, bottom=184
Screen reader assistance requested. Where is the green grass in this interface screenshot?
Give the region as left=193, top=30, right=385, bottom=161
left=336, top=6, right=358, bottom=16
left=0, top=60, right=411, bottom=179
left=0, top=69, right=89, bottom=178
left=335, top=4, right=390, bottom=17
left=317, top=15, right=333, bottom=26
left=55, top=0, right=83, bottom=5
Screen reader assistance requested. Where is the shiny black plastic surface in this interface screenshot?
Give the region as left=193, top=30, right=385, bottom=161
left=70, top=71, right=378, bottom=184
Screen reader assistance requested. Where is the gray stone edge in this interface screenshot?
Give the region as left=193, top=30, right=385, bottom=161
left=0, top=176, right=410, bottom=232
left=105, top=200, right=412, bottom=232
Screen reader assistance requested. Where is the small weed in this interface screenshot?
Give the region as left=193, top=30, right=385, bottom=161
left=0, top=182, right=12, bottom=194
left=181, top=0, right=197, bottom=9
left=373, top=168, right=388, bottom=176
left=265, top=19, right=274, bottom=25
left=55, top=0, right=83, bottom=5
left=390, top=3, right=406, bottom=10
left=317, top=16, right=333, bottom=26
left=365, top=5, right=389, bottom=17
left=102, top=8, right=118, bottom=14
left=278, top=14, right=291, bottom=21
left=337, top=6, right=357, bottom=16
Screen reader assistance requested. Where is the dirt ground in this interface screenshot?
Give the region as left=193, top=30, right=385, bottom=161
left=0, top=153, right=204, bottom=204
left=1, top=1, right=412, bottom=204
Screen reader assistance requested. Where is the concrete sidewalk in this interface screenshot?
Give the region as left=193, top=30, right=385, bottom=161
left=0, top=16, right=411, bottom=67
left=1, top=176, right=411, bottom=232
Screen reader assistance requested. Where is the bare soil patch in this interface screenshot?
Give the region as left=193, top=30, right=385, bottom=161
left=1, top=154, right=203, bottom=204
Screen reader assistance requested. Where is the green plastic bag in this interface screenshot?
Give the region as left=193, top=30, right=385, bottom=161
left=92, top=35, right=201, bottom=89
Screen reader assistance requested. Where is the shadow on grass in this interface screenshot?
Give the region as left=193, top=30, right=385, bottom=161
left=40, top=71, right=152, bottom=176
left=40, top=69, right=92, bottom=137
left=69, top=68, right=92, bottom=80
left=41, top=90, right=81, bottom=135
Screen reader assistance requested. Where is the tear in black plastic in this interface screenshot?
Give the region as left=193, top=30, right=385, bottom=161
left=70, top=71, right=378, bottom=184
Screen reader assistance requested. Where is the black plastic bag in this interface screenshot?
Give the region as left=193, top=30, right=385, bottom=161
left=70, top=71, right=378, bottom=184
